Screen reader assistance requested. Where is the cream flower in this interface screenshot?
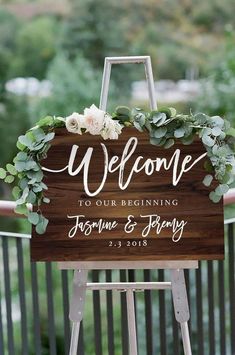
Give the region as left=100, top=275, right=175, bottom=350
left=83, top=104, right=105, bottom=135
left=65, top=112, right=84, bottom=134
left=101, top=114, right=122, bottom=140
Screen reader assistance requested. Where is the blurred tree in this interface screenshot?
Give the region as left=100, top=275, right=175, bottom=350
left=61, top=0, right=142, bottom=100
left=61, top=0, right=229, bottom=82
left=9, top=16, right=59, bottom=79
left=195, top=27, right=235, bottom=124
left=0, top=9, right=20, bottom=93
left=31, top=53, right=103, bottom=120
left=192, top=0, right=235, bottom=31
left=0, top=94, right=30, bottom=167
left=62, top=0, right=130, bottom=67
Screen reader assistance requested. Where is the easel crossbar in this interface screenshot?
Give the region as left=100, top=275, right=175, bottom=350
left=85, top=281, right=171, bottom=290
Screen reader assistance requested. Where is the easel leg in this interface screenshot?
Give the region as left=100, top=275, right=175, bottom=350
left=180, top=322, right=192, bottom=355
left=126, top=289, right=138, bottom=355
left=69, top=269, right=88, bottom=355
left=170, top=269, right=192, bottom=355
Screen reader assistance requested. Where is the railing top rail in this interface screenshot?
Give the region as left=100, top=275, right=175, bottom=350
left=223, top=188, right=235, bottom=205
left=0, top=230, right=31, bottom=239
left=0, top=200, right=32, bottom=217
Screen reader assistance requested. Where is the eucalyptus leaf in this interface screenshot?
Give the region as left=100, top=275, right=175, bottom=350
left=159, top=107, right=172, bottom=118
left=203, top=174, right=213, bottom=187
left=25, top=160, right=38, bottom=170
left=181, top=135, right=194, bottom=145
left=150, top=137, right=162, bottom=145
left=154, top=127, right=167, bottom=138
left=219, top=132, right=226, bottom=140
left=12, top=186, right=21, bottom=199
left=16, top=187, right=29, bottom=204
left=31, top=142, right=45, bottom=151
left=116, top=106, right=131, bottom=117
left=43, top=197, right=50, bottom=204
left=33, top=184, right=43, bottom=193
left=15, top=161, right=27, bottom=172
left=4, top=175, right=15, bottom=184
left=6, top=164, right=17, bottom=175
left=169, top=107, right=177, bottom=117
left=202, top=135, right=215, bottom=147
left=16, top=140, right=25, bottom=151
left=164, top=138, right=174, bottom=149
left=18, top=135, right=33, bottom=148
left=25, top=131, right=36, bottom=142
left=36, top=116, right=54, bottom=127
left=209, top=191, right=221, bottom=203
left=27, top=190, right=37, bottom=204
left=19, top=178, right=29, bottom=190
left=174, top=127, right=185, bottom=138
left=0, top=168, right=6, bottom=179
left=36, top=216, right=49, bottom=234
left=202, top=127, right=212, bottom=136
left=43, top=132, right=55, bottom=143
left=28, top=212, right=39, bottom=225
left=133, top=121, right=144, bottom=132
left=31, top=127, right=46, bottom=139
left=41, top=182, right=48, bottom=190
left=195, top=113, right=208, bottom=124
left=211, top=116, right=224, bottom=128
left=152, top=112, right=166, bottom=125
left=211, top=127, right=222, bottom=137
left=216, top=146, right=228, bottom=157
left=14, top=204, right=28, bottom=216
left=226, top=127, right=235, bottom=137
left=215, top=184, right=229, bottom=196
left=15, top=152, right=28, bottom=161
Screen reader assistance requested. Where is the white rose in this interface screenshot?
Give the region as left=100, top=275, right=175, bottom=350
left=65, top=112, right=84, bottom=134
left=83, top=104, right=105, bottom=135
left=101, top=115, right=122, bottom=140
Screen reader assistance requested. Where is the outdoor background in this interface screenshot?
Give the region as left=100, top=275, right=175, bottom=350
left=0, top=0, right=235, bottom=354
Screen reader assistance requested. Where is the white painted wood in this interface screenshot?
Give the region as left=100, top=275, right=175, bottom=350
left=69, top=270, right=88, bottom=355
left=85, top=281, right=171, bottom=290
left=171, top=269, right=190, bottom=323
left=69, top=322, right=80, bottom=355
left=171, top=269, right=192, bottom=354
left=58, top=260, right=198, bottom=270
left=99, top=55, right=157, bottom=111
left=126, top=289, right=138, bottom=355
left=69, top=269, right=88, bottom=322
left=180, top=322, right=192, bottom=355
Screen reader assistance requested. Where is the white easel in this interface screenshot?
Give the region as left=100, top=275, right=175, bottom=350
left=59, top=56, right=197, bottom=355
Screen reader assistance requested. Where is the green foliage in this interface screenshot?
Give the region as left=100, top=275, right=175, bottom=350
left=0, top=9, right=19, bottom=92
left=113, top=106, right=235, bottom=203
left=61, top=0, right=134, bottom=98
left=31, top=53, right=102, bottom=119
left=9, top=16, right=59, bottom=79
left=0, top=94, right=30, bottom=167
left=196, top=27, right=235, bottom=125
left=0, top=115, right=63, bottom=232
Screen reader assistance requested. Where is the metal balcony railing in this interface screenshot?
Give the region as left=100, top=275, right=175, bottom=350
left=0, top=191, right=235, bottom=354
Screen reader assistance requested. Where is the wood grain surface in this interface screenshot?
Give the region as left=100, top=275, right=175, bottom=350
left=31, top=128, right=224, bottom=261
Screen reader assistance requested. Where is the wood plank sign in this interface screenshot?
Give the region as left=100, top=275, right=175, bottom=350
left=31, top=128, right=224, bottom=261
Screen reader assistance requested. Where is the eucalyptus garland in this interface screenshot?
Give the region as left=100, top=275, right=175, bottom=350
left=0, top=105, right=234, bottom=234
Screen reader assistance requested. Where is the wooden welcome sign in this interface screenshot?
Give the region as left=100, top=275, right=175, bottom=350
left=31, top=127, right=224, bottom=261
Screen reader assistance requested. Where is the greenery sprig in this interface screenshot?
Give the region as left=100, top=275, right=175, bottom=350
left=0, top=115, right=64, bottom=234
left=0, top=106, right=234, bottom=234
left=113, top=106, right=235, bottom=203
